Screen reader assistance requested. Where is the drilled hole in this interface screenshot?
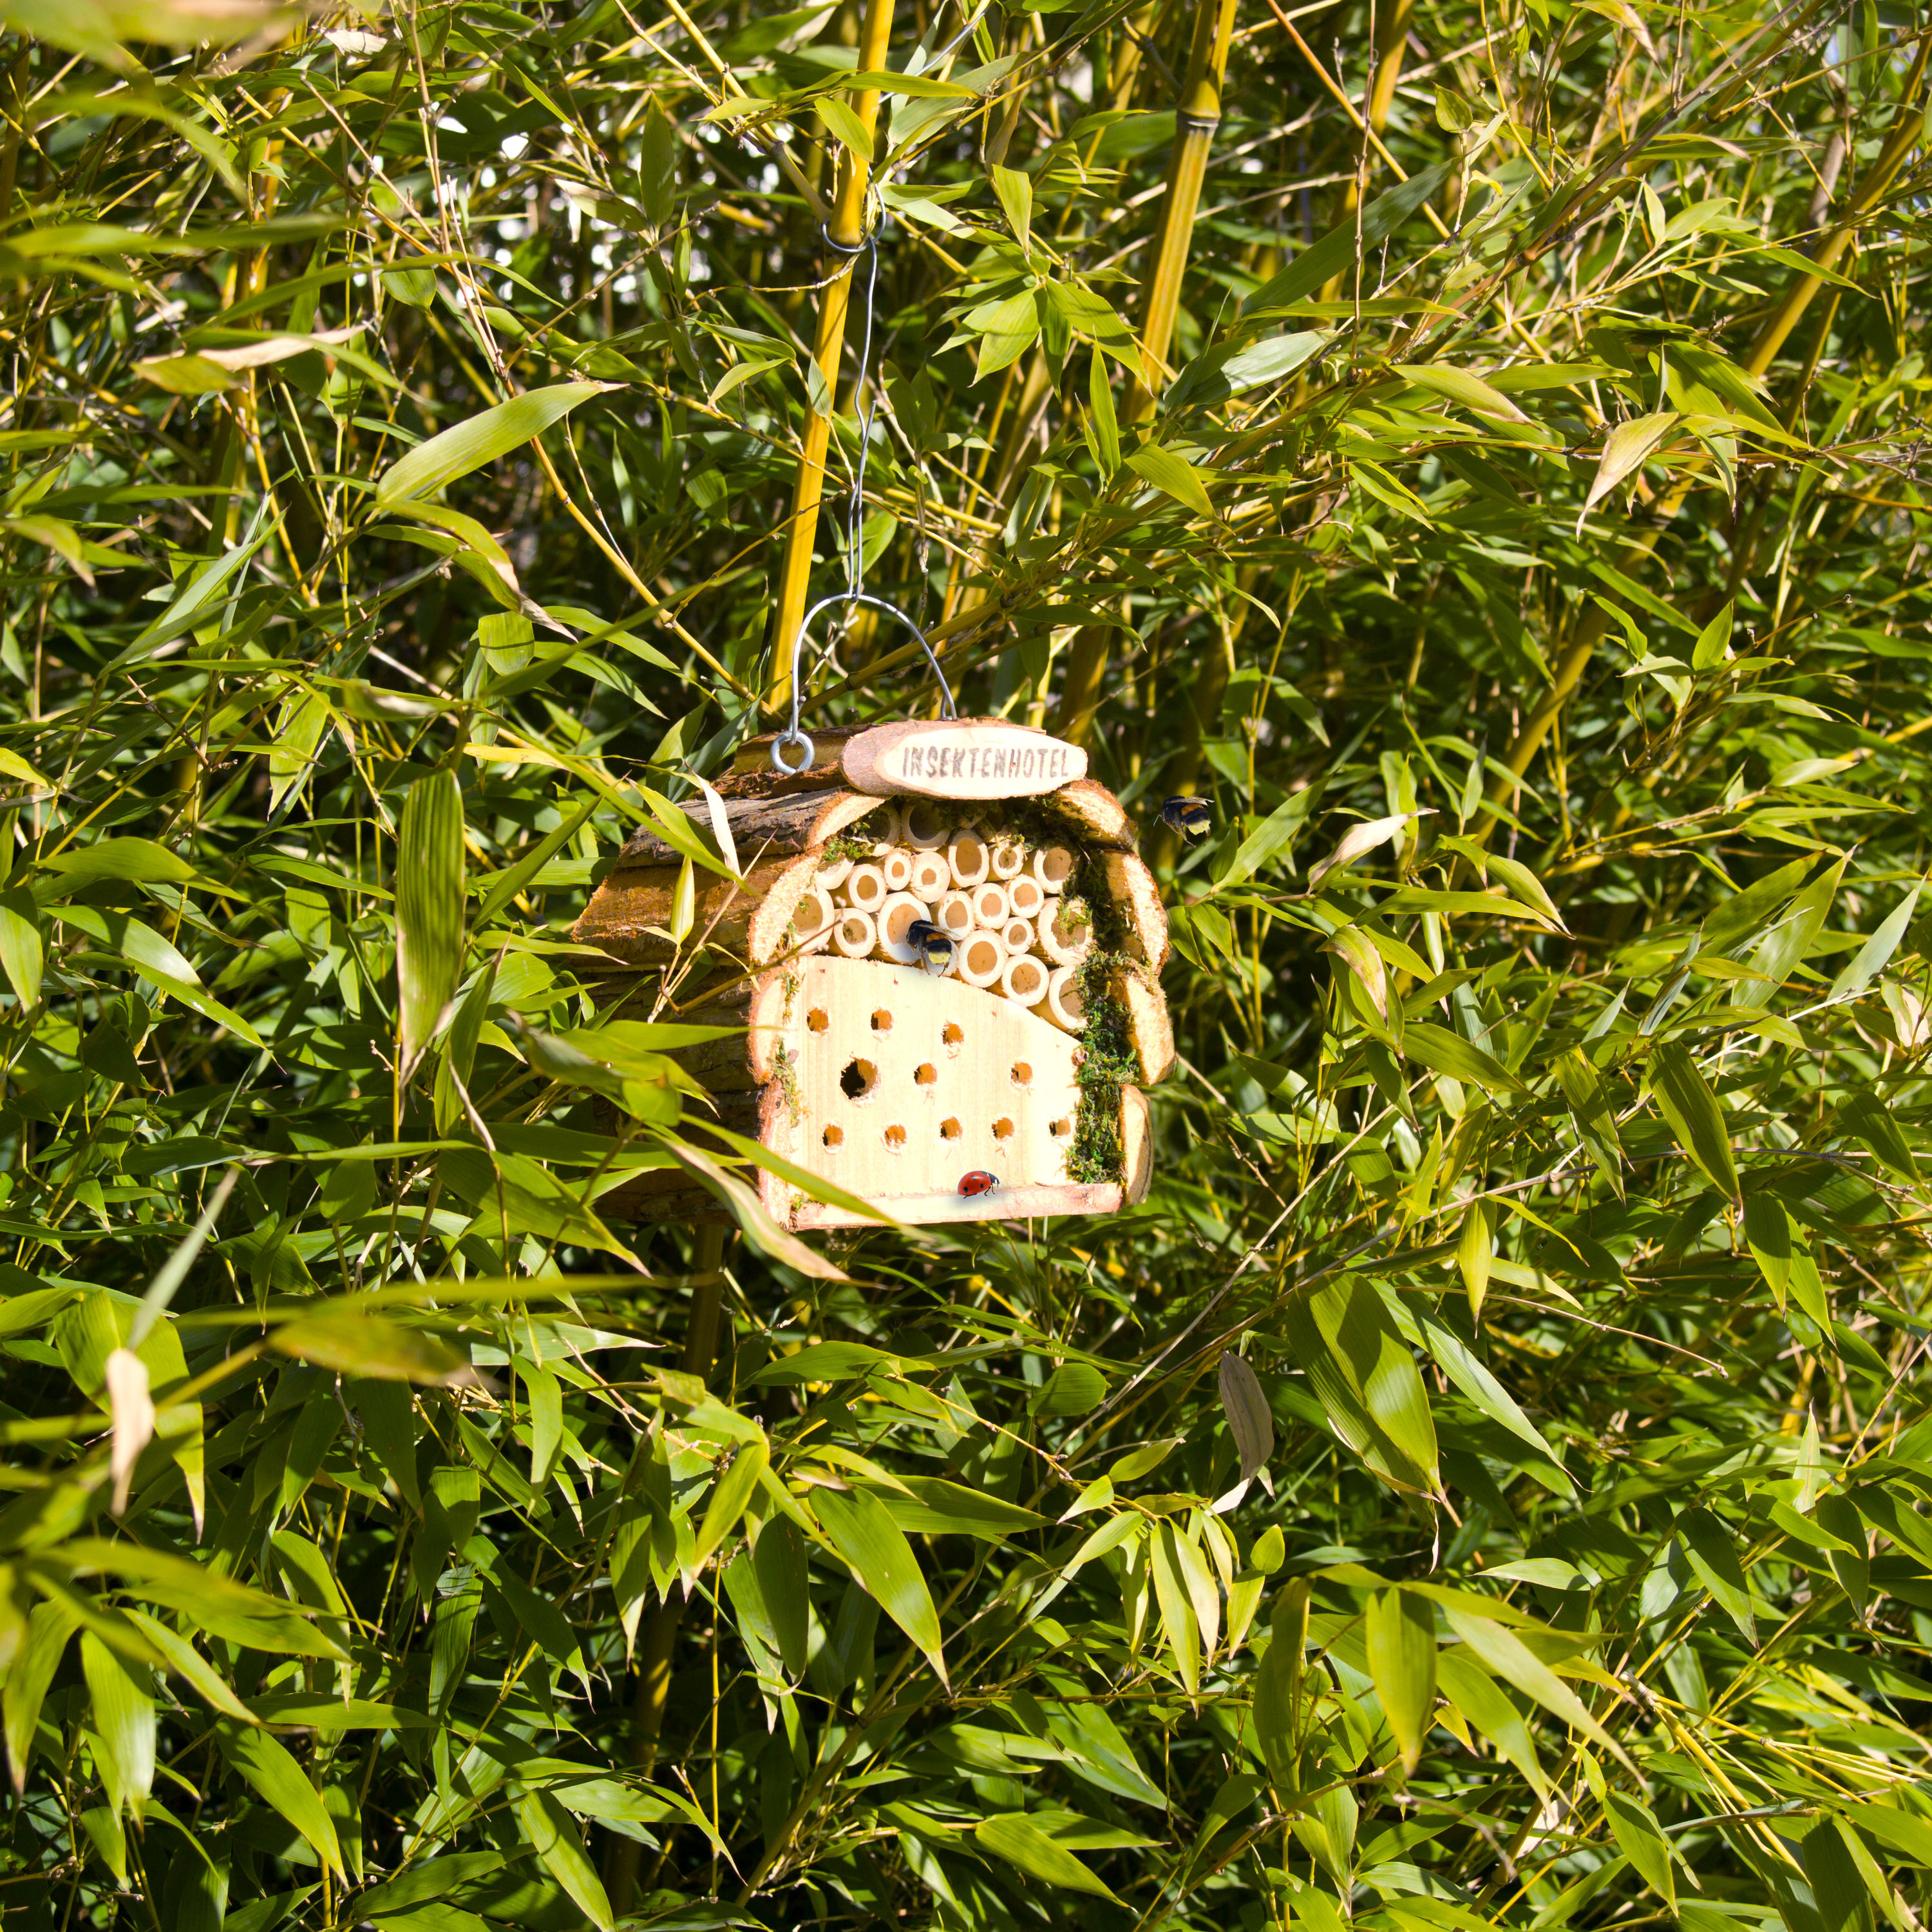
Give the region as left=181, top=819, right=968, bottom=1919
left=992, top=1117, right=1015, bottom=1141
left=1010, top=1061, right=1033, bottom=1087
left=1050, top=1116, right=1072, bottom=1138
left=871, top=1009, right=893, bottom=1033
left=942, top=1021, right=964, bottom=1050
left=884, top=1124, right=907, bottom=1150
left=940, top=1117, right=962, bottom=1140
left=807, top=1008, right=829, bottom=1033
left=841, top=1057, right=877, bottom=1100
left=822, top=1124, right=844, bottom=1148
left=914, top=1063, right=938, bottom=1088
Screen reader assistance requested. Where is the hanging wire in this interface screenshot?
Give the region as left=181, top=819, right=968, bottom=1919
left=772, top=202, right=956, bottom=776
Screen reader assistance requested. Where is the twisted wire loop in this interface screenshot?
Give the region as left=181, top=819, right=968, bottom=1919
left=768, top=202, right=954, bottom=777
left=773, top=591, right=958, bottom=775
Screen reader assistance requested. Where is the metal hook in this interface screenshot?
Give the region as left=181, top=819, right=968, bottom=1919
left=771, top=590, right=957, bottom=775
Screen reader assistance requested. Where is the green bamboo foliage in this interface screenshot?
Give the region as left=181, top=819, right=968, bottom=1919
left=0, top=1, right=1930, bottom=1929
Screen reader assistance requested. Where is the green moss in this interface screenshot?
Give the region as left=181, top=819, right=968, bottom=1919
left=1065, top=945, right=1137, bottom=1186
left=772, top=1039, right=801, bottom=1126
left=818, top=830, right=875, bottom=866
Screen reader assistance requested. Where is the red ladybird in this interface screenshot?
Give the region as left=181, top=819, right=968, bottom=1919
left=958, top=1171, right=1000, bottom=1198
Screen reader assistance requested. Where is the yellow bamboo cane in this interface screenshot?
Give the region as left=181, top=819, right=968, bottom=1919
left=1058, top=0, right=1239, bottom=747
left=765, top=0, right=898, bottom=719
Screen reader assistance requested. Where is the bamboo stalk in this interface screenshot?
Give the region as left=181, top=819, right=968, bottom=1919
left=1058, top=0, right=1238, bottom=746
left=1466, top=30, right=1931, bottom=852
left=766, top=0, right=898, bottom=717
left=1122, top=0, right=1242, bottom=420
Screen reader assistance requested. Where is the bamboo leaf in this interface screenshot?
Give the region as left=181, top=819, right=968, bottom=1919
left=395, top=769, right=466, bottom=1076
left=1217, top=1351, right=1276, bottom=1482
left=511, top=1788, right=613, bottom=1931
left=1307, top=810, right=1430, bottom=887
left=990, top=164, right=1033, bottom=254
left=1456, top=1200, right=1493, bottom=1323
left=375, top=383, right=618, bottom=508
left=1647, top=1041, right=1739, bottom=1198
left=1396, top=363, right=1528, bottom=423
left=1126, top=443, right=1215, bottom=519
left=5, top=1600, right=79, bottom=1792
left=975, top=1814, right=1121, bottom=1900
left=1604, top=1789, right=1677, bottom=1906
left=0, top=888, right=43, bottom=1008
left=216, top=1723, right=344, bottom=1876
left=1365, top=1588, right=1436, bottom=1773
left=813, top=1488, right=947, bottom=1687
left=1403, top=1022, right=1523, bottom=1095
left=813, top=96, right=873, bottom=164
left=1577, top=412, right=1678, bottom=530
left=1441, top=1606, right=1634, bottom=1772
left=270, top=1311, right=481, bottom=1388
left=1148, top=1521, right=1200, bottom=1691
left=695, top=1441, right=769, bottom=1562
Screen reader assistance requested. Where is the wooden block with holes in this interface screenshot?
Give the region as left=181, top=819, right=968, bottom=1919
left=576, top=719, right=1173, bottom=1229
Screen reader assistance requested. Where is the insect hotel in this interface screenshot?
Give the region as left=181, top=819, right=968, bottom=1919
left=573, top=720, right=1175, bottom=1227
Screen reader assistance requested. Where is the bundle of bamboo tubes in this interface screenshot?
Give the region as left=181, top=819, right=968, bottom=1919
left=793, top=811, right=1091, bottom=1029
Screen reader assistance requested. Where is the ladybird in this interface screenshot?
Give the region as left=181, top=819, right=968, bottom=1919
left=958, top=1170, right=1000, bottom=1198
left=1161, top=795, right=1212, bottom=838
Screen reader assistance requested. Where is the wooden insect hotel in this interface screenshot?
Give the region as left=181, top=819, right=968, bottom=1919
left=573, top=720, right=1175, bottom=1227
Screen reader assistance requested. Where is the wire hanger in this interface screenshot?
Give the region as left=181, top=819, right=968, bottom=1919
left=770, top=204, right=957, bottom=777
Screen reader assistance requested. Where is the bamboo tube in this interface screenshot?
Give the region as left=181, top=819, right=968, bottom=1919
left=989, top=837, right=1026, bottom=881
left=764, top=0, right=898, bottom=716
left=947, top=829, right=990, bottom=887
left=1001, top=953, right=1049, bottom=1007
left=1002, top=915, right=1037, bottom=956
left=1039, top=897, right=1094, bottom=965
left=845, top=864, right=887, bottom=913
left=900, top=798, right=950, bottom=849
left=971, top=881, right=1010, bottom=927
left=833, top=909, right=876, bottom=958
left=1058, top=0, right=1238, bottom=746
left=1032, top=846, right=1075, bottom=893
left=815, top=855, right=855, bottom=891
left=794, top=884, right=836, bottom=942
left=909, top=849, right=951, bottom=900
left=935, top=890, right=975, bottom=940
left=1046, top=964, right=1087, bottom=1031
left=879, top=846, right=914, bottom=892
left=869, top=802, right=905, bottom=849
left=875, top=892, right=928, bottom=965
left=1008, top=874, right=1046, bottom=920
left=957, top=929, right=1006, bottom=989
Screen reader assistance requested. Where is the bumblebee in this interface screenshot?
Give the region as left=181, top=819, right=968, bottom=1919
left=1162, top=795, right=1212, bottom=838
left=905, top=917, right=956, bottom=976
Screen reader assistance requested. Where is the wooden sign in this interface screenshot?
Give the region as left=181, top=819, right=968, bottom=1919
left=841, top=719, right=1088, bottom=799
